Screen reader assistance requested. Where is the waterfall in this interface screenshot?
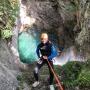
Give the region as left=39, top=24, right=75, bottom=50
left=53, top=46, right=85, bottom=66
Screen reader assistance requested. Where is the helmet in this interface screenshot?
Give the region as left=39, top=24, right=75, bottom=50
left=41, top=33, right=48, bottom=39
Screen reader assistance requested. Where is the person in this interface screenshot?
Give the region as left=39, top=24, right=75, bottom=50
left=32, top=33, right=58, bottom=90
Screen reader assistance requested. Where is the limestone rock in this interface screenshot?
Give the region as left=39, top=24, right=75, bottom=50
left=0, top=39, right=20, bottom=90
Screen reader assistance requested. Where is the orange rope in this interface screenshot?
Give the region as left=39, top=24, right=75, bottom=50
left=46, top=59, right=64, bottom=90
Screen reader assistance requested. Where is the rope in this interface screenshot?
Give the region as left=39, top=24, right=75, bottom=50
left=46, top=59, right=64, bottom=90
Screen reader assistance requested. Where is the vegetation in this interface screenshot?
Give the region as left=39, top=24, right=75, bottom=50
left=0, top=0, right=19, bottom=39
left=0, top=0, right=90, bottom=90
left=55, top=60, right=90, bottom=89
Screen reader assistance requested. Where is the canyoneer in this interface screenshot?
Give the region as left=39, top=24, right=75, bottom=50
left=32, top=33, right=58, bottom=90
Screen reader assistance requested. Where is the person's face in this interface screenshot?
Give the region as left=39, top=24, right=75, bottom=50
left=41, top=37, right=48, bottom=44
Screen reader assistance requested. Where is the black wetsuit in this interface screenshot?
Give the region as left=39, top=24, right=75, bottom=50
left=34, top=41, right=57, bottom=85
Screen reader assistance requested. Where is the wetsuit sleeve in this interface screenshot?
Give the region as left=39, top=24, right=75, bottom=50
left=36, top=45, right=40, bottom=58
left=48, top=45, right=58, bottom=61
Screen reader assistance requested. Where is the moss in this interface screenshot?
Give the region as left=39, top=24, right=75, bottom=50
left=61, top=62, right=82, bottom=86
left=54, top=61, right=90, bottom=89
left=0, top=0, right=19, bottom=39
left=78, top=69, right=90, bottom=87
left=78, top=60, right=90, bottom=87
left=16, top=75, right=25, bottom=90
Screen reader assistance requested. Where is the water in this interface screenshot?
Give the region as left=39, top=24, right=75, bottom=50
left=18, top=31, right=39, bottom=63
left=18, top=0, right=39, bottom=63
left=53, top=46, right=85, bottom=66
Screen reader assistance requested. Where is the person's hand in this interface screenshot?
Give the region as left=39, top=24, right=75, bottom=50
left=43, top=56, right=48, bottom=59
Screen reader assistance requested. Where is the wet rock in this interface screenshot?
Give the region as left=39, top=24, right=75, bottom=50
left=0, top=39, right=21, bottom=90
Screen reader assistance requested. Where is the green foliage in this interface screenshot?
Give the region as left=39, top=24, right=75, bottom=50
left=78, top=69, right=90, bottom=87
left=1, top=20, right=13, bottom=38
left=55, top=62, right=82, bottom=86
left=78, top=60, right=90, bottom=87
left=0, top=0, right=19, bottom=39
left=55, top=61, right=90, bottom=89
left=1, top=29, right=12, bottom=39
left=16, top=75, right=24, bottom=90
left=61, top=62, right=82, bottom=87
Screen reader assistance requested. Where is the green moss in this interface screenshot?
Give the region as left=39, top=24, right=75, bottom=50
left=16, top=75, right=24, bottom=90
left=78, top=69, right=90, bottom=87
left=54, top=61, right=90, bottom=88
left=56, top=62, right=82, bottom=87
left=61, top=62, right=82, bottom=86
left=78, top=60, right=90, bottom=87
left=0, top=0, right=19, bottom=39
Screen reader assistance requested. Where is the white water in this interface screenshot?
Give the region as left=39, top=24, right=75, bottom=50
left=19, top=0, right=35, bottom=32
left=53, top=46, right=85, bottom=66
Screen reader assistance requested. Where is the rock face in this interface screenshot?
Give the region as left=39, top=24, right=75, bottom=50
left=75, top=0, right=90, bottom=57
left=0, top=39, right=20, bottom=90
left=22, top=0, right=90, bottom=56
left=0, top=0, right=89, bottom=90
left=28, top=0, right=62, bottom=30
left=21, top=0, right=76, bottom=49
